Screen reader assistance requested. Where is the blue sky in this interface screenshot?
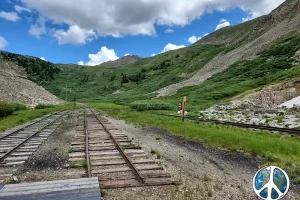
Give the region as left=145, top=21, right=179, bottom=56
left=0, top=0, right=285, bottom=65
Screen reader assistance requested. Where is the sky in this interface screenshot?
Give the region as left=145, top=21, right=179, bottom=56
left=0, top=0, right=285, bottom=65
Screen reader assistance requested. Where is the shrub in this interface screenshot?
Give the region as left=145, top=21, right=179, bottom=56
left=130, top=100, right=176, bottom=111
left=0, top=101, right=27, bottom=117
left=13, top=103, right=27, bottom=111
left=35, top=104, right=55, bottom=109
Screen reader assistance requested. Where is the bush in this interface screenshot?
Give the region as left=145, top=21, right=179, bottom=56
left=35, top=104, right=55, bottom=109
left=13, top=103, right=27, bottom=111
left=0, top=101, right=27, bottom=117
left=130, top=100, right=176, bottom=111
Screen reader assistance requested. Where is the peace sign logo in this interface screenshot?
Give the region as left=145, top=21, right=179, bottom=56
left=253, top=166, right=290, bottom=200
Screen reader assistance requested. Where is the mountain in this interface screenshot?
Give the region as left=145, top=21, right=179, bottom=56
left=99, top=55, right=141, bottom=67
left=0, top=0, right=299, bottom=111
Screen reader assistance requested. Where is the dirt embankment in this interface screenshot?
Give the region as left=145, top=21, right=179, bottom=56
left=0, top=66, right=61, bottom=107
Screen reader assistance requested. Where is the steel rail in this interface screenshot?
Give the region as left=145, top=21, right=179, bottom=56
left=158, top=114, right=300, bottom=136
left=0, top=111, right=68, bottom=163
left=0, top=112, right=58, bottom=141
left=88, top=107, right=144, bottom=184
left=84, top=111, right=92, bottom=177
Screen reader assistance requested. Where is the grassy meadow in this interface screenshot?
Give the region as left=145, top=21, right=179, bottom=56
left=0, top=103, right=80, bottom=132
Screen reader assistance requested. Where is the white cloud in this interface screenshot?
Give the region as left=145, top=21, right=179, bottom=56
left=40, top=57, right=47, bottom=61
left=124, top=53, right=131, bottom=56
left=188, top=35, right=201, bottom=44
left=0, top=11, right=20, bottom=22
left=151, top=53, right=156, bottom=57
left=14, top=5, right=31, bottom=13
left=215, top=19, right=231, bottom=30
left=54, top=25, right=97, bottom=45
left=242, top=12, right=261, bottom=22
left=29, top=17, right=46, bottom=39
left=203, top=33, right=209, bottom=37
left=165, top=28, right=174, bottom=33
left=0, top=36, right=8, bottom=50
left=161, top=43, right=185, bottom=53
left=79, top=46, right=119, bottom=66
left=78, top=61, right=84, bottom=65
left=20, top=0, right=284, bottom=42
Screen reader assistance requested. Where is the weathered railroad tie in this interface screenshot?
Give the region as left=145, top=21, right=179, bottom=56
left=0, top=111, right=69, bottom=183
left=68, top=108, right=178, bottom=189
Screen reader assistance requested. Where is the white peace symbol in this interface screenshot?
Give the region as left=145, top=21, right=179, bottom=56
left=253, top=166, right=290, bottom=200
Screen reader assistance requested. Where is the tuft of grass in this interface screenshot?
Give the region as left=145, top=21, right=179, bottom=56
left=203, top=174, right=210, bottom=182
left=70, top=160, right=87, bottom=168
left=207, top=190, right=213, bottom=197
left=295, top=177, right=300, bottom=185
left=68, top=147, right=74, bottom=153
left=100, top=190, right=106, bottom=197
left=155, top=136, right=162, bottom=141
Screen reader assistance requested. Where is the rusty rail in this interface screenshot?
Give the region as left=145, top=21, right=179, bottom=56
left=89, top=108, right=144, bottom=184
left=0, top=112, right=58, bottom=141
left=84, top=111, right=92, bottom=177
left=0, top=111, right=67, bottom=163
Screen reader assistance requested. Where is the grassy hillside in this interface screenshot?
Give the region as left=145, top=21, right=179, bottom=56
left=42, top=44, right=225, bottom=102
left=163, top=34, right=300, bottom=112
left=40, top=34, right=300, bottom=113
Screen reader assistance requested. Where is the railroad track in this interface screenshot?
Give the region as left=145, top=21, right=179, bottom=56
left=0, top=110, right=69, bottom=183
left=68, top=108, right=177, bottom=189
left=159, top=114, right=300, bottom=136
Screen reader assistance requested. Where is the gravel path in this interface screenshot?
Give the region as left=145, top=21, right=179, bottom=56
left=104, top=116, right=300, bottom=200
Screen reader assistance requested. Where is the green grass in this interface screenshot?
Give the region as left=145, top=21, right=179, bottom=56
left=0, top=103, right=79, bottom=132
left=130, top=100, right=176, bottom=111
left=90, top=103, right=300, bottom=166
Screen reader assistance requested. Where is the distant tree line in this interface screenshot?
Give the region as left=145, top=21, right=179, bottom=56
left=1, top=52, right=61, bottom=83
left=121, top=72, right=146, bottom=84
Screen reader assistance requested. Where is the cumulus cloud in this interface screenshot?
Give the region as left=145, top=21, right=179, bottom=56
left=215, top=19, right=231, bottom=30
left=40, top=57, right=47, bottom=61
left=188, top=35, right=201, bottom=44
left=14, top=5, right=31, bottom=13
left=203, top=33, right=209, bottom=37
left=28, top=17, right=47, bottom=39
left=151, top=53, right=156, bottom=57
left=20, top=0, right=284, bottom=44
left=78, top=46, right=119, bottom=66
left=161, top=43, right=185, bottom=53
left=124, top=53, right=131, bottom=56
left=0, top=11, right=20, bottom=22
left=242, top=12, right=261, bottom=22
left=165, top=28, right=174, bottom=33
left=0, top=36, right=8, bottom=50
left=54, top=25, right=97, bottom=45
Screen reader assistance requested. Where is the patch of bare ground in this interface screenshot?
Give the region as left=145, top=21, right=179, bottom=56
left=103, top=116, right=300, bottom=200
left=12, top=110, right=83, bottom=183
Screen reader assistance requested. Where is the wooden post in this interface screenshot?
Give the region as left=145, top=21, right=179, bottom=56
left=181, top=96, right=186, bottom=122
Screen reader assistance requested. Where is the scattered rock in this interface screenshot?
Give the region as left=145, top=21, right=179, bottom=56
left=12, top=176, right=19, bottom=182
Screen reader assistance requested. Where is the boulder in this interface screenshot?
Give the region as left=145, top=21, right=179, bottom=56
left=268, top=121, right=283, bottom=128
left=250, top=118, right=260, bottom=125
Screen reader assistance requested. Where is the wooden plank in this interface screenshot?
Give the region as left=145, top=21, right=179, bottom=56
left=1, top=161, right=25, bottom=166
left=144, top=179, right=178, bottom=186
left=90, top=156, right=122, bottom=161
left=100, top=180, right=142, bottom=189
left=92, top=167, right=131, bottom=174
left=89, top=151, right=119, bottom=156
left=137, top=165, right=164, bottom=171
left=0, top=178, right=100, bottom=198
left=69, top=152, right=85, bottom=158
left=4, top=156, right=28, bottom=161
left=11, top=152, right=33, bottom=156
left=91, top=160, right=126, bottom=166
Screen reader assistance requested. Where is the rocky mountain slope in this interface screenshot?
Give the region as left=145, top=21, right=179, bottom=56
left=99, top=55, right=141, bottom=67
left=156, top=0, right=300, bottom=96
left=0, top=54, right=62, bottom=107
